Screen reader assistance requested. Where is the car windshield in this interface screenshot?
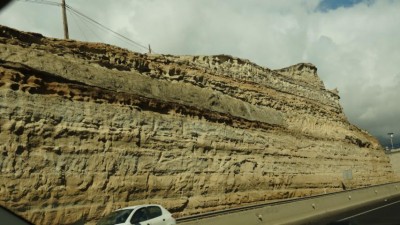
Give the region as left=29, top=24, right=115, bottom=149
left=97, top=209, right=134, bottom=225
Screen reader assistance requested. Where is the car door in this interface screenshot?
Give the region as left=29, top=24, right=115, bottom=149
left=143, top=206, right=166, bottom=225
left=130, top=207, right=148, bottom=225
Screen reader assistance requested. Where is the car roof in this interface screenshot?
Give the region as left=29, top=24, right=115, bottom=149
left=117, top=204, right=163, bottom=211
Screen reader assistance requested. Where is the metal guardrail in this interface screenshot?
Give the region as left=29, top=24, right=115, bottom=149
left=176, top=181, right=400, bottom=224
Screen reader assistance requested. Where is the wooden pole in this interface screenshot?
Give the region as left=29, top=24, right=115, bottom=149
left=62, top=0, right=69, bottom=39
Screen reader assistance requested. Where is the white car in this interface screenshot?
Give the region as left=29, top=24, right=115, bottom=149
left=96, top=204, right=176, bottom=225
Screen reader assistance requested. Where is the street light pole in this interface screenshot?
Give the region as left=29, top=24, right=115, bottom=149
left=61, top=0, right=69, bottom=39
left=388, top=133, right=394, bottom=150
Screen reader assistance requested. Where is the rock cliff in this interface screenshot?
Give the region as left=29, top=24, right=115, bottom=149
left=0, top=25, right=395, bottom=225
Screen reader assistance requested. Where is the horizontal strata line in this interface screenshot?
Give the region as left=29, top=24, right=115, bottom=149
left=0, top=61, right=285, bottom=130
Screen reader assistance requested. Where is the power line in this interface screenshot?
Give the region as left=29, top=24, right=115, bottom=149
left=65, top=4, right=148, bottom=52
left=15, top=0, right=60, bottom=7
left=67, top=6, right=106, bottom=43
left=14, top=0, right=152, bottom=53
left=67, top=6, right=89, bottom=41
left=65, top=4, right=149, bottom=52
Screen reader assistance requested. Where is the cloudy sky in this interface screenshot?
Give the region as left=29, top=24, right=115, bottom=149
left=0, top=0, right=399, bottom=147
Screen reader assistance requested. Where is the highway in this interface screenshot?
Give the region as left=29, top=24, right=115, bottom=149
left=176, top=183, right=400, bottom=225
left=311, top=195, right=400, bottom=225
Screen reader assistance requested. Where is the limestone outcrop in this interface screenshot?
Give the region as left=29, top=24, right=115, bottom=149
left=0, top=25, right=395, bottom=225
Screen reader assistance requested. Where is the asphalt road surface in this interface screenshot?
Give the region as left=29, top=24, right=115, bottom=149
left=310, top=195, right=400, bottom=225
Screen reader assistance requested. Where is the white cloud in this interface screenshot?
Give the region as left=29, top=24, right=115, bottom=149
left=0, top=0, right=399, bottom=146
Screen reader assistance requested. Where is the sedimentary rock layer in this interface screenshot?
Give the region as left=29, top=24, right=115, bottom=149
left=0, top=25, right=394, bottom=224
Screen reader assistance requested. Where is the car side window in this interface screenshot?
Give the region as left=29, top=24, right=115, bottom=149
left=130, top=207, right=148, bottom=224
left=116, top=210, right=131, bottom=224
left=146, top=206, right=162, bottom=220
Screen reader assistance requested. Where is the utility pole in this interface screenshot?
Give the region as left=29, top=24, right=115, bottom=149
left=61, top=0, right=69, bottom=39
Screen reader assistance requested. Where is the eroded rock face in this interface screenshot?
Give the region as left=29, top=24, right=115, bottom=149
left=0, top=25, right=394, bottom=225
